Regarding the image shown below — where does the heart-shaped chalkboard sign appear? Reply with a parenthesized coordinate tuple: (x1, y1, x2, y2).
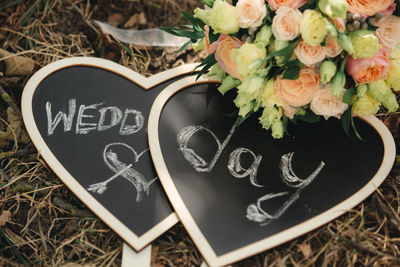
(22, 57, 197, 250)
(148, 76, 396, 266)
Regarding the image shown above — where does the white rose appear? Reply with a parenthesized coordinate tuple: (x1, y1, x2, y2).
(236, 0, 267, 29)
(310, 85, 348, 119)
(272, 6, 302, 41)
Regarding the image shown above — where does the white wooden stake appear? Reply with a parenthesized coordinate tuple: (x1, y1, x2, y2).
(121, 243, 151, 267)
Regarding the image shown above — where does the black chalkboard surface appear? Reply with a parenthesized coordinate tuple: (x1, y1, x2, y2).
(148, 77, 396, 267)
(21, 58, 198, 250)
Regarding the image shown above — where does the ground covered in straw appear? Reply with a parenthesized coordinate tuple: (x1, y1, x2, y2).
(0, 0, 400, 266)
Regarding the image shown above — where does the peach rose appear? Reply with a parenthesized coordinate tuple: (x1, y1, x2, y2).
(236, 0, 266, 28)
(272, 6, 302, 41)
(333, 18, 346, 33)
(282, 104, 299, 119)
(346, 48, 390, 84)
(310, 85, 348, 119)
(376, 15, 400, 50)
(266, 0, 309, 11)
(215, 35, 243, 79)
(294, 40, 327, 66)
(347, 0, 394, 16)
(275, 67, 321, 107)
(326, 36, 343, 58)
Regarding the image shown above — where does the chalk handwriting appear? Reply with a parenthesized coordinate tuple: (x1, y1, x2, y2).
(177, 122, 326, 226)
(76, 102, 104, 134)
(97, 106, 123, 132)
(119, 109, 144, 135)
(46, 99, 76, 135)
(45, 99, 144, 136)
(246, 152, 325, 226)
(228, 148, 263, 187)
(87, 142, 157, 202)
(177, 118, 238, 172)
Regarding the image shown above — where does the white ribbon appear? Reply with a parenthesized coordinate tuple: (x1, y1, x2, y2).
(94, 20, 189, 47)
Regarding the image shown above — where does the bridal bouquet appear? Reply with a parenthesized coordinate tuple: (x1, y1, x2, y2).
(163, 0, 400, 138)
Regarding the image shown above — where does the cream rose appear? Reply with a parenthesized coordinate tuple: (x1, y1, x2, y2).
(236, 0, 266, 28)
(266, 0, 309, 11)
(300, 10, 328, 46)
(310, 85, 348, 119)
(231, 43, 267, 80)
(376, 15, 400, 50)
(275, 67, 321, 107)
(272, 6, 302, 41)
(294, 40, 327, 66)
(326, 36, 343, 58)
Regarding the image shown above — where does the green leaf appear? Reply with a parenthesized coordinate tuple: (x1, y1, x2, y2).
(180, 11, 203, 32)
(236, 110, 254, 128)
(350, 113, 364, 141)
(285, 59, 303, 68)
(195, 54, 217, 80)
(266, 40, 299, 65)
(283, 60, 303, 80)
(209, 30, 219, 44)
(159, 27, 204, 42)
(339, 54, 349, 72)
(299, 0, 317, 12)
(268, 65, 285, 79)
(367, 25, 378, 31)
(203, 0, 216, 8)
(283, 66, 301, 79)
(299, 110, 321, 123)
(178, 40, 193, 53)
(343, 87, 356, 105)
(263, 5, 273, 24)
(341, 106, 363, 141)
(341, 106, 352, 138)
(395, 3, 400, 16)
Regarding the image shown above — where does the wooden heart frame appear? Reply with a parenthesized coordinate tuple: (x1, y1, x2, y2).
(21, 57, 198, 251)
(147, 75, 396, 267)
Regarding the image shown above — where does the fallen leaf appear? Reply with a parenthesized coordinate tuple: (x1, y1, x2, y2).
(107, 13, 124, 27)
(0, 107, 30, 143)
(0, 48, 35, 76)
(0, 76, 23, 87)
(384, 115, 400, 139)
(0, 210, 12, 226)
(124, 14, 138, 28)
(138, 12, 147, 25)
(298, 242, 313, 258)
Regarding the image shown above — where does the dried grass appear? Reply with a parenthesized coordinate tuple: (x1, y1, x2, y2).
(0, 0, 399, 266)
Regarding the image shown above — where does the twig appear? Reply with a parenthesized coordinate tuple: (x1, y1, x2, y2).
(374, 192, 400, 235)
(323, 230, 400, 261)
(0, 85, 21, 116)
(52, 196, 91, 217)
(0, 149, 36, 161)
(0, 229, 31, 266)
